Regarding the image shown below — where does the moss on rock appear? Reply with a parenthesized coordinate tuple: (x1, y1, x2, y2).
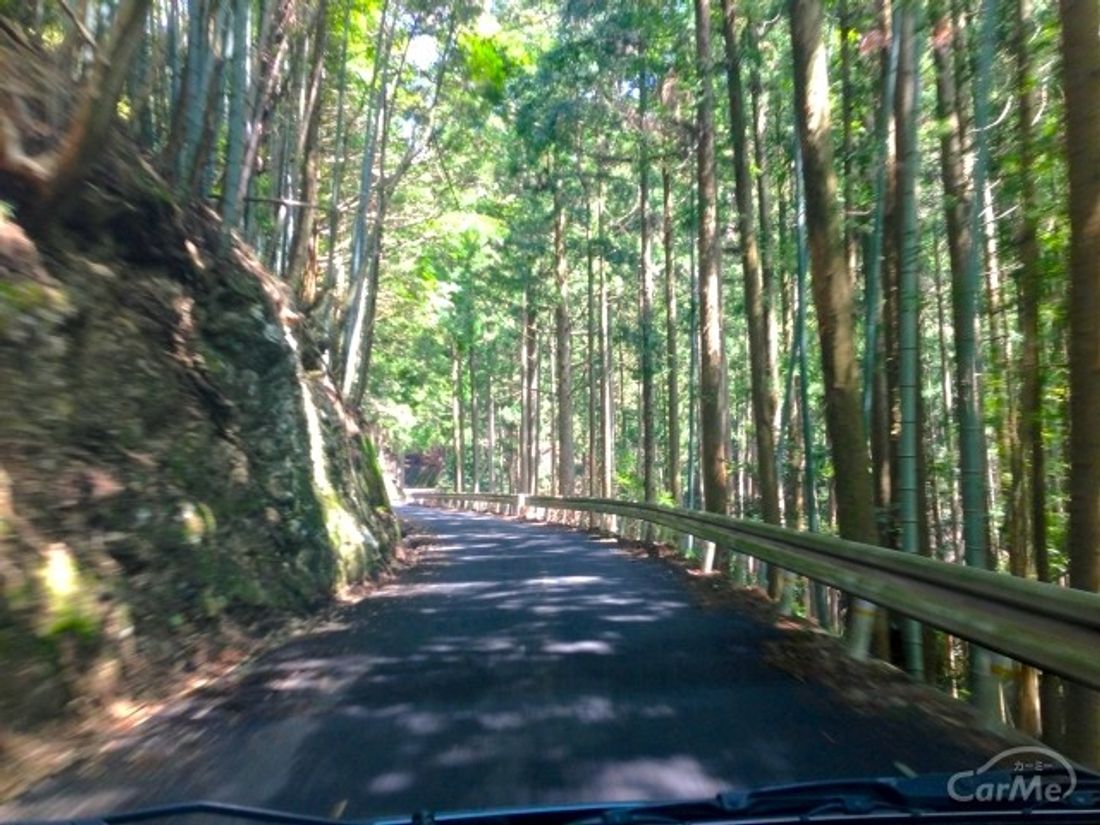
(0, 164, 395, 733)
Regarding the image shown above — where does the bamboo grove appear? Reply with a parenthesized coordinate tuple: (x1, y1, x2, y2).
(1, 0, 1097, 765)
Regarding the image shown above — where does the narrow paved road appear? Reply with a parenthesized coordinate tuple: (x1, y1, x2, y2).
(5, 506, 996, 821)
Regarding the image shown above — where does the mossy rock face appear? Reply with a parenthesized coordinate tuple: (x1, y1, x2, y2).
(1, 175, 394, 732)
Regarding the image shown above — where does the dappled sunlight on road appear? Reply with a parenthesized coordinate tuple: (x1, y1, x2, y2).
(564, 755, 731, 800)
(371, 580, 501, 597)
(1, 506, 995, 822)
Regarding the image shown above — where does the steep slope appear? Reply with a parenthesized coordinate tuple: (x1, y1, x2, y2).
(0, 144, 398, 751)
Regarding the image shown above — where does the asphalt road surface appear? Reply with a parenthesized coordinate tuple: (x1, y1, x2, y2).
(3, 505, 998, 822)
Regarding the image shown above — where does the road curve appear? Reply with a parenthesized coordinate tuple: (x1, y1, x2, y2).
(3, 505, 997, 821)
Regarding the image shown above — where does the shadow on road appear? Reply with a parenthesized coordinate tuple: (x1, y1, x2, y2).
(3, 506, 993, 821)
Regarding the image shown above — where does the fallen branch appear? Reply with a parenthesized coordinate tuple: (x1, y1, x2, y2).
(56, 0, 100, 53)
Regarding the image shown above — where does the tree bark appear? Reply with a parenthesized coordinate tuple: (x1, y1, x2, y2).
(1059, 0, 1100, 767)
(839, 0, 856, 282)
(452, 343, 465, 493)
(522, 281, 539, 495)
(586, 186, 597, 498)
(29, 0, 153, 222)
(343, 30, 399, 398)
(229, 0, 295, 225)
(488, 377, 497, 493)
(789, 0, 879, 652)
(663, 165, 681, 505)
(693, 0, 731, 555)
(221, 0, 250, 229)
(182, 4, 229, 198)
(553, 183, 575, 495)
(598, 178, 615, 499)
(534, 329, 544, 492)
(931, 0, 998, 714)
(469, 345, 480, 493)
(288, 0, 328, 302)
(638, 69, 657, 511)
(161, 0, 205, 184)
(720, 0, 781, 563)
(747, 22, 780, 437)
(893, 3, 926, 678)
(1010, 0, 1043, 737)
(322, 0, 351, 291)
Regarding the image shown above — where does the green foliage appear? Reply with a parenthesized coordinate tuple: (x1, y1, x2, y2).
(458, 23, 534, 104)
(44, 609, 100, 642)
(101, 0, 1081, 598)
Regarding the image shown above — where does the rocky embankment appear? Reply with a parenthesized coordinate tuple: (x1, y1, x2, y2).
(0, 147, 398, 789)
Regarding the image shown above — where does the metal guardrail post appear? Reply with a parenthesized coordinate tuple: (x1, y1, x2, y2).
(700, 541, 717, 574)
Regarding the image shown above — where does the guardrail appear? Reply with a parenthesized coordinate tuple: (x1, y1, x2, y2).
(408, 491, 1100, 693)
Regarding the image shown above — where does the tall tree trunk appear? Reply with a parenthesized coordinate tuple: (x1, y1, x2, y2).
(693, 0, 731, 561)
(598, 178, 615, 499)
(553, 184, 575, 495)
(183, 6, 229, 198)
(452, 343, 465, 493)
(1014, 0, 1044, 738)
(127, 9, 155, 147)
(323, 0, 351, 293)
(343, 30, 398, 398)
(932, 231, 962, 561)
(549, 340, 558, 496)
(839, 0, 857, 282)
(720, 0, 781, 592)
(229, 0, 295, 224)
(350, 196, 389, 404)
(894, 3, 926, 678)
(638, 69, 657, 511)
(350, 10, 453, 403)
(864, 3, 900, 553)
(289, 0, 328, 301)
(346, 0, 393, 286)
(1059, 0, 1100, 768)
(166, 0, 181, 107)
(663, 165, 681, 505)
(985, 177, 1019, 573)
(27, 0, 153, 222)
(535, 330, 544, 493)
(221, 0, 250, 229)
(587, 189, 597, 499)
(789, 0, 879, 654)
(163, 0, 207, 184)
(931, 0, 998, 715)
(747, 22, 780, 436)
(521, 282, 538, 495)
(519, 296, 529, 496)
(488, 375, 497, 493)
(531, 299, 541, 494)
(686, 217, 700, 510)
(793, 137, 829, 626)
(469, 346, 480, 493)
